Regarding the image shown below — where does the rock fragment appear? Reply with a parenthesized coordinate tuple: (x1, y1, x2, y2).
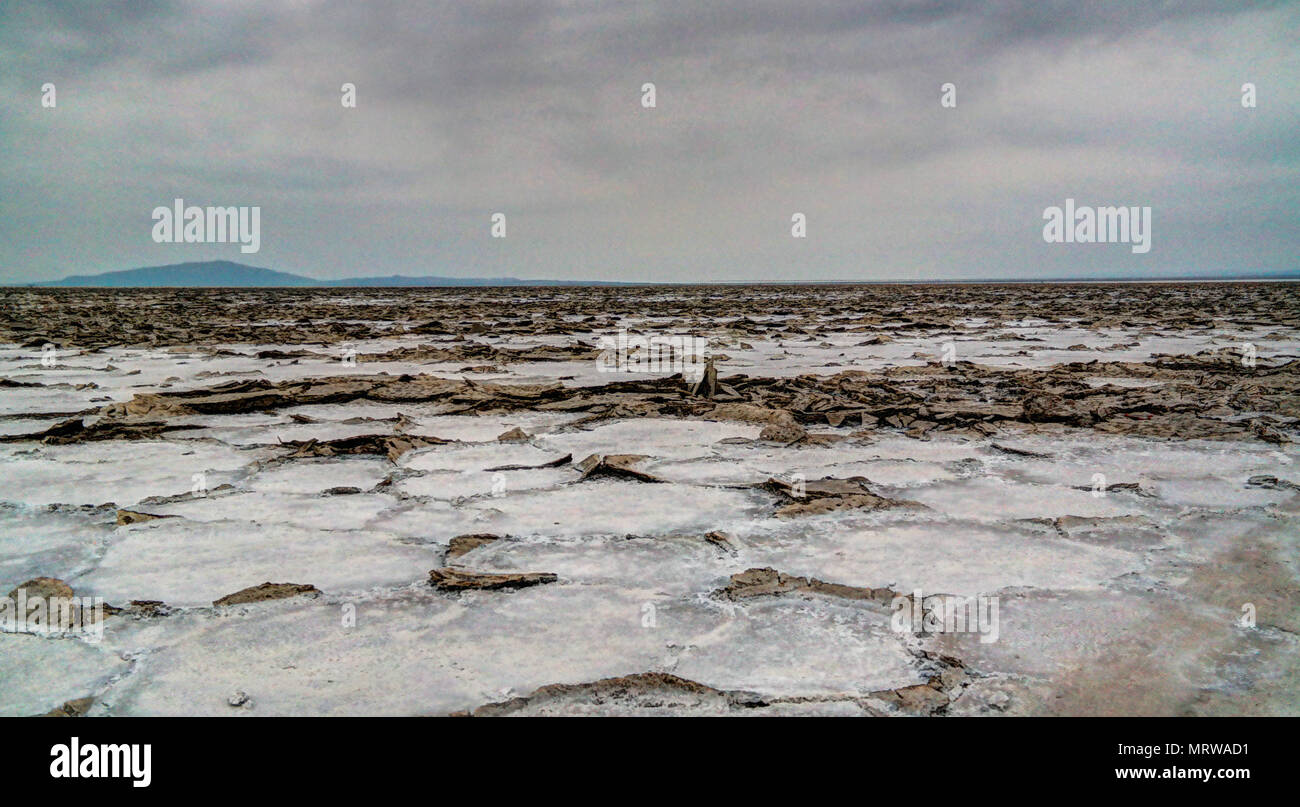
(39, 697, 95, 718)
(758, 416, 807, 443)
(483, 453, 571, 471)
(116, 508, 176, 525)
(0, 418, 183, 444)
(98, 393, 195, 419)
(756, 475, 913, 517)
(7, 577, 75, 602)
(428, 568, 557, 592)
(576, 453, 663, 483)
(124, 600, 173, 618)
(991, 442, 1051, 458)
(689, 359, 718, 398)
(446, 533, 502, 560)
(703, 530, 737, 554)
(4, 577, 79, 631)
(1246, 474, 1300, 491)
(1070, 481, 1155, 497)
(713, 567, 899, 604)
(865, 680, 954, 716)
(280, 433, 449, 462)
(213, 582, 321, 607)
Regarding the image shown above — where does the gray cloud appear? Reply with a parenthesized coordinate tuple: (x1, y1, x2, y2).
(1, 0, 1297, 282)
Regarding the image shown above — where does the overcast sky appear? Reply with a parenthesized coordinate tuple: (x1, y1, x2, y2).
(1, 0, 1297, 283)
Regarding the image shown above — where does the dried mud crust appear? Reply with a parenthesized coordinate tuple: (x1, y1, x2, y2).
(3, 282, 1297, 351)
(3, 284, 1297, 446)
(2, 349, 1295, 446)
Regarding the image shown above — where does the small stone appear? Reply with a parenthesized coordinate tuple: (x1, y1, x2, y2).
(758, 418, 807, 443)
(116, 508, 174, 525)
(576, 454, 663, 483)
(213, 582, 320, 607)
(39, 697, 95, 718)
(703, 530, 736, 554)
(446, 534, 502, 560)
(6, 576, 74, 602)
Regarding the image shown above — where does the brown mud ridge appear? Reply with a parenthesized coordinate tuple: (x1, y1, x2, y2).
(3, 345, 1294, 445)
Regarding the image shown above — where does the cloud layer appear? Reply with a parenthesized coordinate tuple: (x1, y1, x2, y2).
(2, 0, 1297, 282)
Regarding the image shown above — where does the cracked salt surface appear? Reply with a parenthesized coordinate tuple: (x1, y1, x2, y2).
(149, 491, 400, 531)
(0, 441, 252, 507)
(670, 598, 923, 698)
(401, 442, 561, 473)
(3, 285, 1299, 715)
(90, 585, 748, 716)
(458, 481, 769, 538)
(733, 518, 1140, 598)
(396, 467, 573, 501)
(80, 520, 431, 606)
(0, 505, 114, 583)
(0, 634, 128, 717)
(537, 418, 761, 461)
(246, 457, 393, 495)
(906, 477, 1146, 522)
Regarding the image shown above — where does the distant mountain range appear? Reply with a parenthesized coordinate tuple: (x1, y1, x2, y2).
(14, 260, 1299, 287)
(23, 261, 636, 287)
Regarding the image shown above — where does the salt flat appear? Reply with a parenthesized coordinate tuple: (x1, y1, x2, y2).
(1, 283, 1297, 716)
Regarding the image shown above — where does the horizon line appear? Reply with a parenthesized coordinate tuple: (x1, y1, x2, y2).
(7, 259, 1299, 288)
(9, 276, 1300, 289)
